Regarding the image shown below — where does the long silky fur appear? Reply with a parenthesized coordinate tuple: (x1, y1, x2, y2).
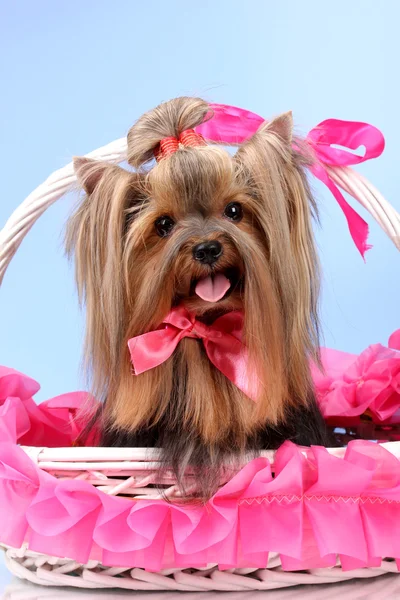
(67, 97, 332, 500)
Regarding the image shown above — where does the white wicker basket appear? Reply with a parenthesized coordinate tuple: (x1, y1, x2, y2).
(3, 574, 400, 600)
(0, 444, 400, 590)
(1, 131, 400, 592)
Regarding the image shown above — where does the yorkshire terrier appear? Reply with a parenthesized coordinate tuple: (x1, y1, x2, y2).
(67, 97, 330, 496)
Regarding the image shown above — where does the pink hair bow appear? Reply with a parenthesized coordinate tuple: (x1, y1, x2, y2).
(196, 104, 386, 259)
(128, 305, 256, 401)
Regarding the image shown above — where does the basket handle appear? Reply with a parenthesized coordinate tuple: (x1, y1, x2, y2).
(0, 137, 399, 285)
(327, 165, 400, 250)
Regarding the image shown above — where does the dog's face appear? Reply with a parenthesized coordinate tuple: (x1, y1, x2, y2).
(127, 146, 261, 320)
(71, 144, 280, 330)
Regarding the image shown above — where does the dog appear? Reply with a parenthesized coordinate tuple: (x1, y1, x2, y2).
(67, 97, 330, 497)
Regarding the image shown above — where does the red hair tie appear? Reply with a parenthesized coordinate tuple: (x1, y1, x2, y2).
(154, 129, 206, 161)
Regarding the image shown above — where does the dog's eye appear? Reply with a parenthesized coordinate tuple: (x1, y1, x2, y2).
(155, 215, 175, 237)
(223, 202, 243, 222)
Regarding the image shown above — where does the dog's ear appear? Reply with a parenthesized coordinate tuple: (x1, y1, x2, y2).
(263, 111, 293, 145)
(73, 157, 121, 195)
(235, 112, 293, 161)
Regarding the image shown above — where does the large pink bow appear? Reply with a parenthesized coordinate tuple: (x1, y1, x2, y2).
(196, 103, 385, 258)
(128, 305, 256, 401)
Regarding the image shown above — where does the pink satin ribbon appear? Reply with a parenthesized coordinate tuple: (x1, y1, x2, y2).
(197, 104, 385, 258)
(128, 305, 256, 401)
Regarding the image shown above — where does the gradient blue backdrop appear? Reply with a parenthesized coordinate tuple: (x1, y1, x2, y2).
(1, 0, 399, 401)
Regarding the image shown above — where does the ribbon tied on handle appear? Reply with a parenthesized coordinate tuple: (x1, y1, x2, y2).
(128, 305, 257, 401)
(196, 104, 386, 258)
(307, 119, 385, 258)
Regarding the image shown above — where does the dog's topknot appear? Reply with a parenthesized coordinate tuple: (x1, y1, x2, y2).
(127, 97, 210, 170)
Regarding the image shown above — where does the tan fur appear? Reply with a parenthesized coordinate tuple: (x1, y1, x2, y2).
(67, 97, 321, 461)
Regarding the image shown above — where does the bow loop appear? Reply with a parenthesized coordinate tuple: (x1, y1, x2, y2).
(307, 119, 385, 166)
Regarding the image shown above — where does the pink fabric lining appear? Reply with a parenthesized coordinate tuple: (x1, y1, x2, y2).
(0, 331, 400, 571)
(314, 331, 400, 426)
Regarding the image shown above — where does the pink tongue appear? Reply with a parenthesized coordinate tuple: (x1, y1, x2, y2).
(195, 273, 231, 302)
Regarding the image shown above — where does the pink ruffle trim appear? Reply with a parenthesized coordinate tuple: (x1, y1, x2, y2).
(0, 329, 399, 571)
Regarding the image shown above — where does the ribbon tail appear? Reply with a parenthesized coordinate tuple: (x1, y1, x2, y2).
(128, 327, 181, 375)
(311, 164, 371, 259)
(205, 340, 258, 402)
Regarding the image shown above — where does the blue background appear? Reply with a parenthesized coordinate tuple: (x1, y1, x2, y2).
(1, 0, 399, 401)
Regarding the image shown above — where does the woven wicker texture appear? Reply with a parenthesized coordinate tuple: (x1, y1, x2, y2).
(3, 575, 400, 600)
(18, 442, 400, 499)
(3, 546, 398, 592)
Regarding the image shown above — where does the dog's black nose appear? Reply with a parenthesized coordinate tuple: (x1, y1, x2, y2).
(193, 240, 223, 265)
